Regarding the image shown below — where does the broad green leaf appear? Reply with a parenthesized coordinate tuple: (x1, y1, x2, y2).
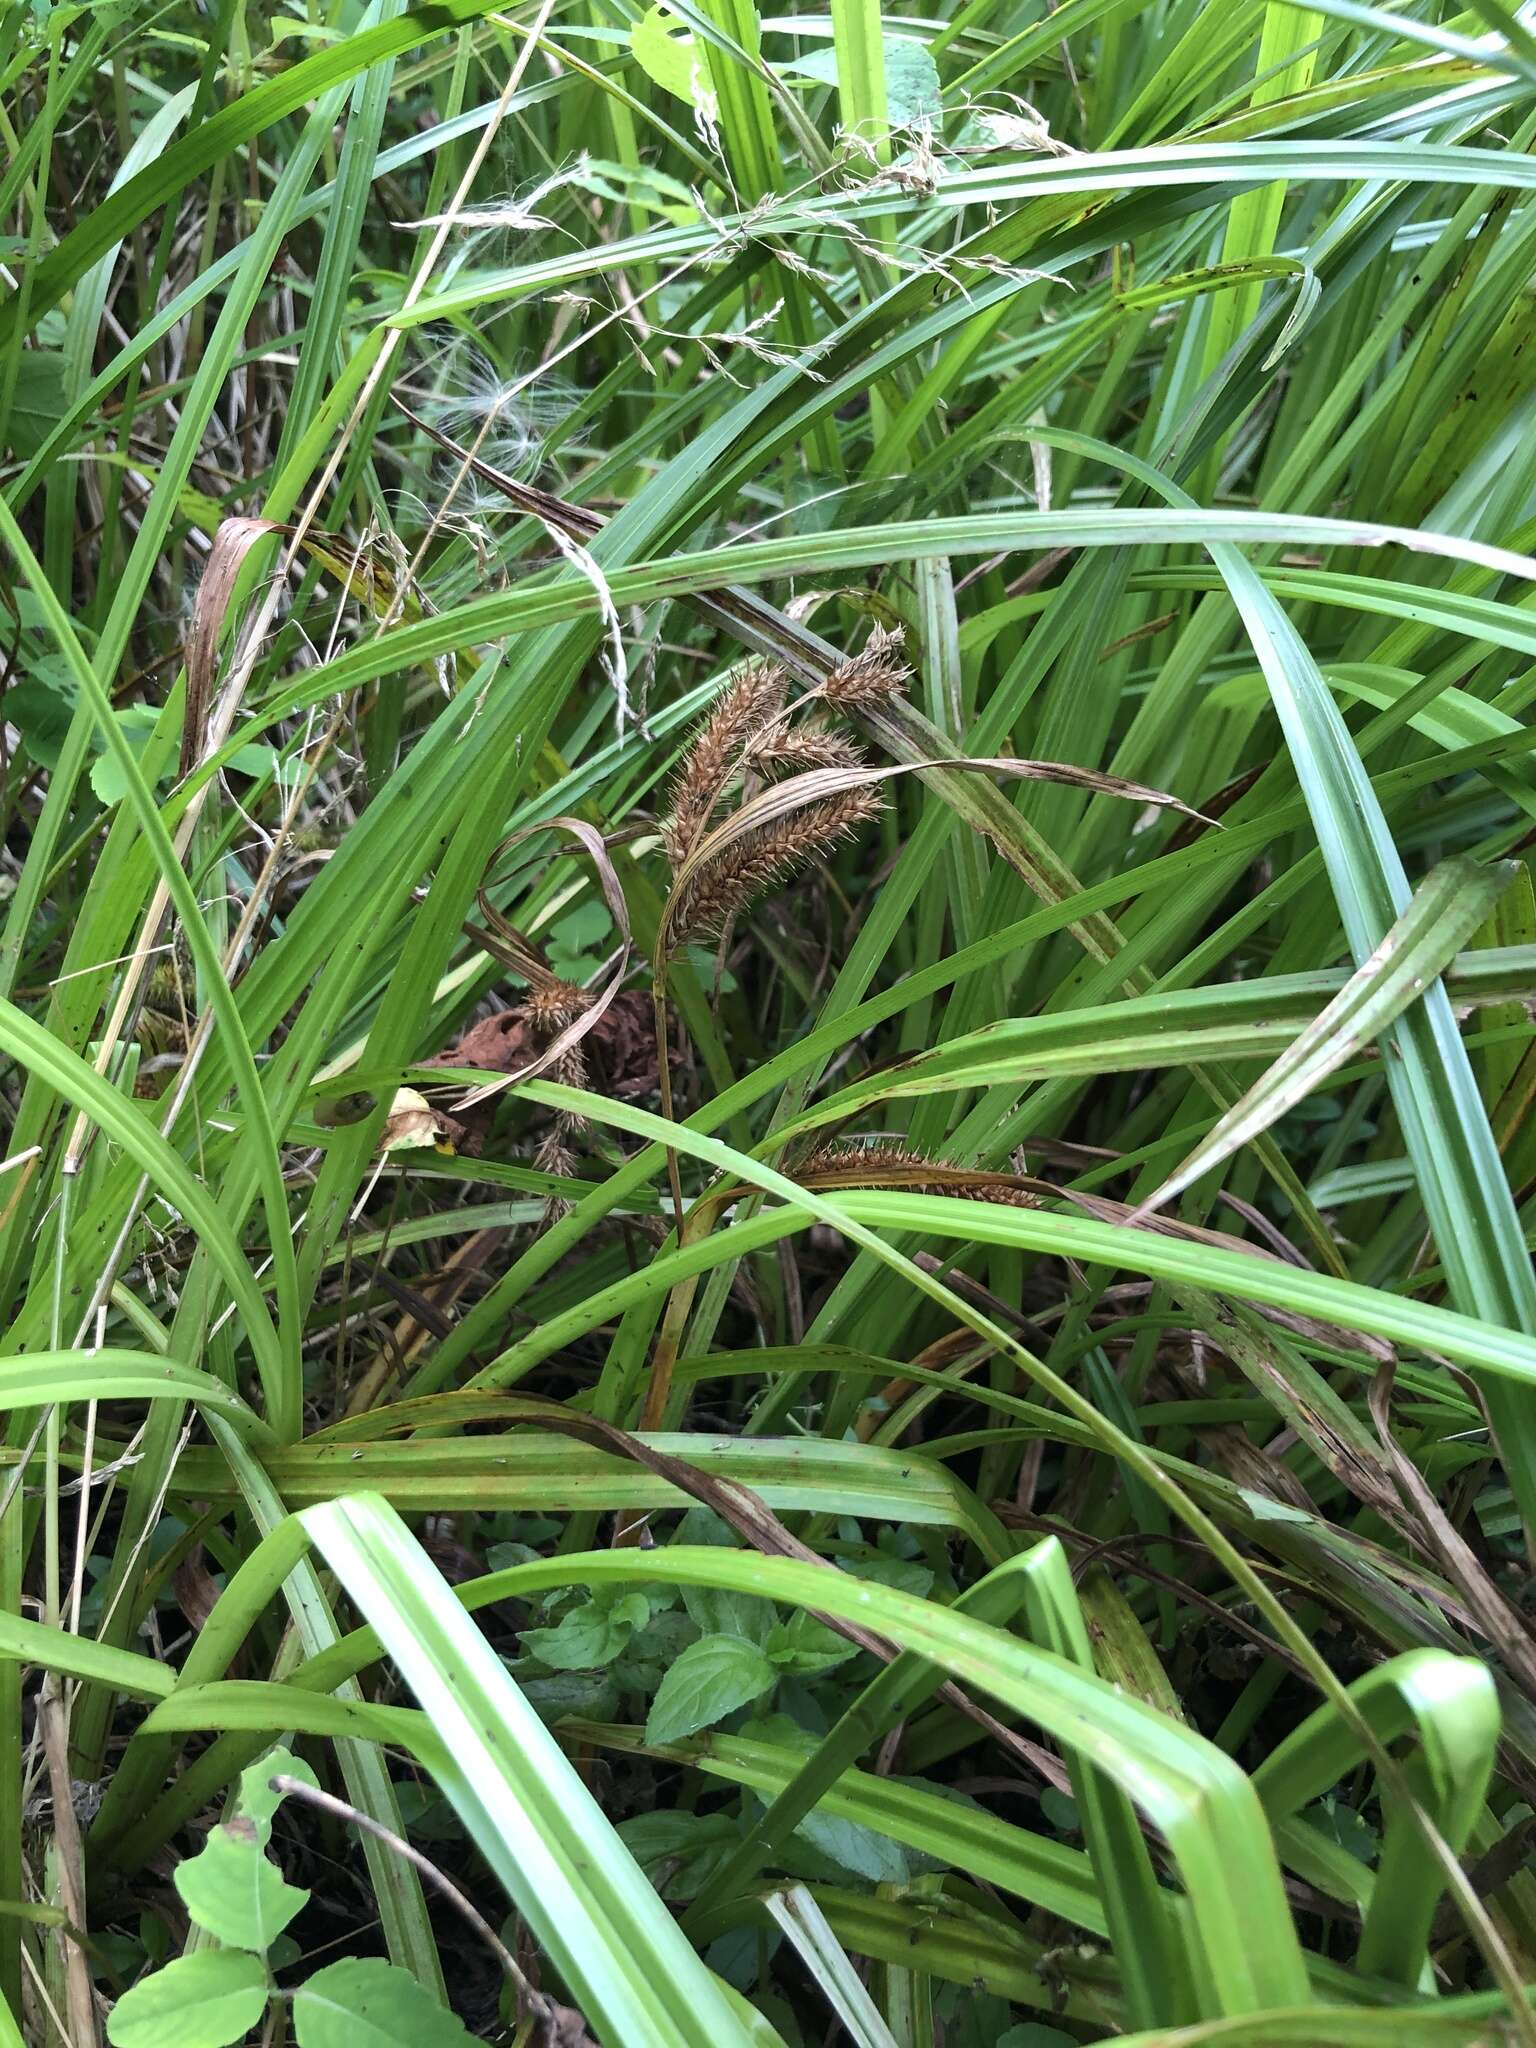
(524, 1590, 651, 1670)
(793, 1807, 909, 1883)
(765, 1612, 858, 1677)
(781, 35, 941, 131)
(620, 1810, 742, 1901)
(87, 705, 163, 808)
(105, 1950, 270, 2048)
(173, 1824, 308, 1952)
(632, 4, 700, 99)
(6, 348, 63, 458)
(292, 1958, 477, 2047)
(646, 1634, 779, 1743)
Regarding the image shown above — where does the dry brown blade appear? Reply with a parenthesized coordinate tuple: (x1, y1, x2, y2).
(1201, 1306, 1405, 1522)
(502, 1399, 1068, 1790)
(347, 1227, 511, 1418)
(37, 1679, 97, 2046)
(452, 816, 633, 1110)
(1212, 1189, 1314, 1270)
(63, 518, 291, 1176)
(171, 1544, 225, 1637)
(469, 902, 556, 987)
(1429, 1815, 1536, 1944)
(183, 519, 423, 777)
(1192, 1417, 1319, 1515)
(181, 516, 287, 776)
(1368, 1361, 1536, 1696)
(858, 1327, 994, 1443)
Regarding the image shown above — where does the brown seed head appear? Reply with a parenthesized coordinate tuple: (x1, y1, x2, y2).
(821, 625, 912, 713)
(669, 787, 883, 943)
(523, 979, 593, 1035)
(799, 1137, 1039, 1207)
(742, 718, 868, 778)
(662, 662, 788, 868)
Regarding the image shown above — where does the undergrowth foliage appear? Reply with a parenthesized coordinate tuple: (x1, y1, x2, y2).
(8, 0, 1536, 2043)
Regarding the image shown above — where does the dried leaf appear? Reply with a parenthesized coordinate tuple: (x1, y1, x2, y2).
(453, 817, 635, 1112)
(378, 1088, 463, 1155)
(182, 517, 282, 777)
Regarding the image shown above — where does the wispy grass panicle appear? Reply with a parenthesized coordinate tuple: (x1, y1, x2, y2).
(404, 335, 576, 480)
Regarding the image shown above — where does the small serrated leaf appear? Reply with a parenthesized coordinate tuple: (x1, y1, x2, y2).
(765, 1611, 857, 1676)
(794, 1807, 909, 1883)
(292, 1957, 477, 2046)
(105, 1949, 270, 2048)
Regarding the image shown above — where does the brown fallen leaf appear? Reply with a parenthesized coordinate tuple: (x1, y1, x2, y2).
(378, 1087, 468, 1155)
(427, 989, 663, 1098)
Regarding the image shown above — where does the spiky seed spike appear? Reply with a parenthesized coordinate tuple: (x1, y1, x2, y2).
(821, 625, 912, 712)
(523, 979, 592, 1033)
(669, 787, 884, 943)
(742, 718, 868, 778)
(661, 662, 788, 869)
(798, 1137, 1039, 1208)
(801, 1140, 931, 1178)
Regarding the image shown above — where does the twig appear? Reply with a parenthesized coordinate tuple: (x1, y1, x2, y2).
(268, 1775, 594, 2045)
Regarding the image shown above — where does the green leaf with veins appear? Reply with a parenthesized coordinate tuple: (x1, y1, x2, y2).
(105, 1950, 270, 2048)
(618, 1811, 743, 1902)
(235, 1746, 319, 1851)
(766, 1610, 859, 1677)
(646, 1634, 779, 1743)
(292, 1958, 478, 2046)
(173, 1824, 308, 1952)
(522, 1588, 650, 1669)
